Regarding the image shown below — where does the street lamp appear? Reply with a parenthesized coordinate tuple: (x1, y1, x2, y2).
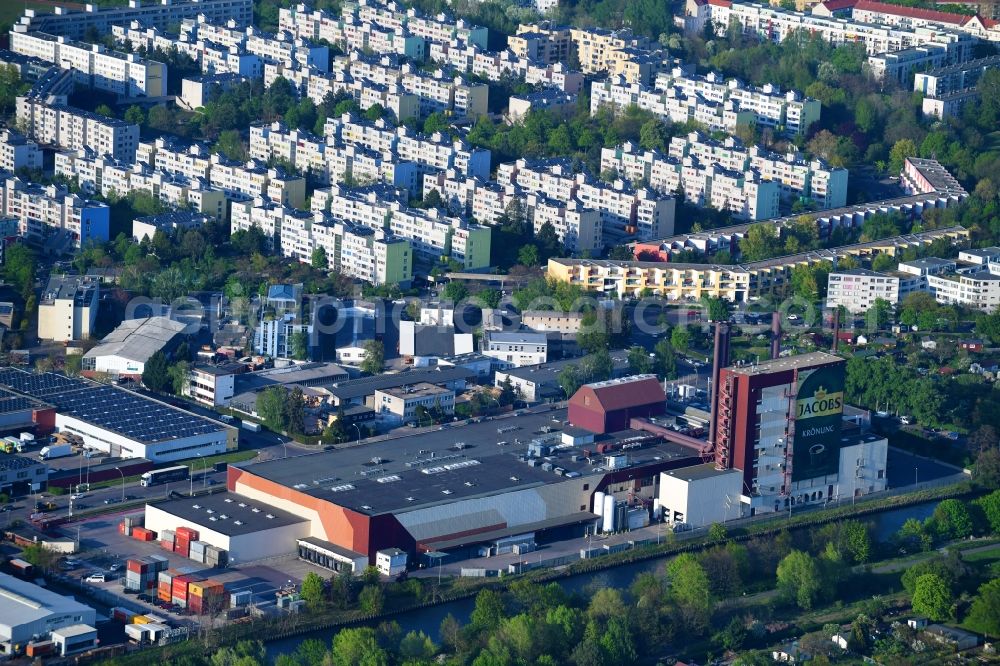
(351, 424, 361, 446)
(115, 467, 125, 503)
(197, 455, 209, 490)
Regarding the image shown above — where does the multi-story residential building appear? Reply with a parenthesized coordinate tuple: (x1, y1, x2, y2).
(591, 73, 820, 138)
(310, 183, 491, 268)
(188, 364, 241, 407)
(179, 15, 331, 71)
(0, 176, 109, 245)
(10, 32, 166, 98)
(14, 0, 253, 41)
(279, 4, 427, 58)
(509, 89, 578, 121)
(826, 268, 902, 313)
(689, 0, 976, 66)
(847, 0, 999, 41)
(346, 0, 489, 48)
(508, 22, 573, 64)
(0, 129, 43, 173)
(178, 72, 249, 110)
(53, 150, 228, 222)
(547, 226, 970, 301)
(958, 247, 1000, 265)
(914, 54, 1000, 96)
(569, 26, 651, 75)
(482, 331, 548, 367)
(208, 155, 307, 208)
(914, 55, 1000, 118)
(324, 114, 491, 178)
(495, 158, 676, 241)
(37, 274, 100, 342)
(17, 92, 139, 162)
(601, 142, 784, 221)
(112, 22, 265, 78)
(0, 47, 54, 81)
(926, 269, 1000, 311)
(132, 211, 210, 242)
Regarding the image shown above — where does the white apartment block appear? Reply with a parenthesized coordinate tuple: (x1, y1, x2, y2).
(483, 331, 548, 367)
(826, 269, 901, 314)
(10, 32, 166, 98)
(346, 0, 489, 48)
(279, 5, 427, 59)
(569, 26, 651, 75)
(324, 114, 491, 178)
(429, 41, 585, 94)
(847, 0, 1000, 42)
(14, 0, 253, 41)
(689, 0, 976, 59)
(495, 158, 676, 241)
(113, 22, 265, 78)
(926, 270, 1000, 312)
(591, 73, 819, 138)
(662, 133, 848, 208)
(0, 176, 110, 245)
(914, 55, 1000, 96)
(526, 193, 603, 253)
(0, 129, 43, 173)
(601, 142, 781, 221)
(508, 23, 573, 64)
(248, 121, 420, 192)
(16, 94, 139, 162)
(179, 16, 330, 71)
(53, 150, 227, 222)
(310, 184, 492, 268)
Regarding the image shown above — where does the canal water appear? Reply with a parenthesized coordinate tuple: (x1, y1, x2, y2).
(266, 499, 939, 658)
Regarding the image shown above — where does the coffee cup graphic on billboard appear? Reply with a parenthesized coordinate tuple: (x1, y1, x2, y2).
(792, 365, 845, 481)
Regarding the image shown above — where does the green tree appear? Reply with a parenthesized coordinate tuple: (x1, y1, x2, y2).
(311, 246, 328, 270)
(360, 339, 384, 375)
(911, 573, 952, 621)
(64, 355, 83, 376)
(476, 288, 502, 309)
(470, 589, 506, 632)
(865, 298, 893, 331)
(141, 351, 171, 393)
(256, 386, 287, 431)
(889, 138, 918, 173)
(214, 129, 247, 161)
(300, 572, 326, 612)
(124, 105, 145, 125)
(290, 330, 309, 361)
(4, 243, 37, 297)
(358, 584, 384, 614)
(330, 628, 389, 666)
(399, 630, 436, 660)
(966, 578, 1000, 637)
(518, 244, 540, 267)
(739, 223, 781, 261)
(94, 103, 115, 118)
(558, 364, 582, 397)
(443, 281, 469, 303)
(627, 345, 652, 374)
(708, 523, 727, 541)
(667, 553, 713, 632)
(975, 490, 1000, 534)
(654, 339, 677, 379)
(777, 550, 823, 610)
(929, 498, 974, 539)
(670, 324, 690, 353)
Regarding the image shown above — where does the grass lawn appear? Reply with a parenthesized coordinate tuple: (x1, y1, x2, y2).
(0, 2, 62, 29)
(175, 449, 258, 473)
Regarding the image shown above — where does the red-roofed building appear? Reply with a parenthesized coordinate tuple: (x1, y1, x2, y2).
(568, 375, 666, 434)
(812, 0, 859, 17)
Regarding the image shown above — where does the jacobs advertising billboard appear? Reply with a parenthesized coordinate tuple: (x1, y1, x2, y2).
(791, 364, 845, 481)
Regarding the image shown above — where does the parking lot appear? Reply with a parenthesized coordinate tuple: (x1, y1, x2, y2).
(55, 508, 336, 621)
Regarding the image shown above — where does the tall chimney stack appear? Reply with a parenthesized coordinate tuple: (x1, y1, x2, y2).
(771, 312, 781, 359)
(708, 321, 730, 447)
(832, 308, 841, 353)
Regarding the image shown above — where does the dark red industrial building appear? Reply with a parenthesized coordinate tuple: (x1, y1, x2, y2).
(568, 375, 666, 434)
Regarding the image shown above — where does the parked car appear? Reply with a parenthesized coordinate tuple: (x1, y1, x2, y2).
(900, 415, 913, 425)
(109, 563, 122, 572)
(104, 498, 121, 505)
(85, 573, 106, 583)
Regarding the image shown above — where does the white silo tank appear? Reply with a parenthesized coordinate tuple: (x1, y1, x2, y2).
(593, 491, 606, 516)
(602, 494, 615, 533)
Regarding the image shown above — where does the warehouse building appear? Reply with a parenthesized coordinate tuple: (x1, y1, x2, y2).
(0, 572, 96, 656)
(658, 463, 742, 527)
(144, 493, 310, 564)
(0, 368, 236, 462)
(82, 316, 188, 378)
(568, 375, 667, 434)
(227, 403, 703, 565)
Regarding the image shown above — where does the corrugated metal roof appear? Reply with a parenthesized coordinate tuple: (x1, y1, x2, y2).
(575, 375, 665, 411)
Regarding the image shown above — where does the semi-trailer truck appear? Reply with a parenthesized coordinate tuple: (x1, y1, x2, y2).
(39, 443, 73, 460)
(241, 421, 261, 432)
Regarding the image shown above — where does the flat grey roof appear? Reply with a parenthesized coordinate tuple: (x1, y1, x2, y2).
(662, 462, 739, 482)
(326, 366, 474, 401)
(148, 492, 307, 536)
(237, 405, 699, 516)
(0, 572, 95, 631)
(727, 351, 843, 376)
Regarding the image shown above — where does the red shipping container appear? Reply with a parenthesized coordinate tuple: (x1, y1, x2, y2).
(161, 539, 174, 551)
(174, 544, 189, 556)
(127, 559, 144, 574)
(176, 527, 199, 539)
(188, 594, 203, 614)
(157, 583, 172, 602)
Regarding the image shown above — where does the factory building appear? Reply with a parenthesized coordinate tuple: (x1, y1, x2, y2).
(714, 352, 888, 515)
(0, 572, 96, 656)
(658, 464, 743, 527)
(0, 368, 237, 463)
(144, 493, 310, 564)
(226, 403, 703, 565)
(568, 375, 666, 434)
